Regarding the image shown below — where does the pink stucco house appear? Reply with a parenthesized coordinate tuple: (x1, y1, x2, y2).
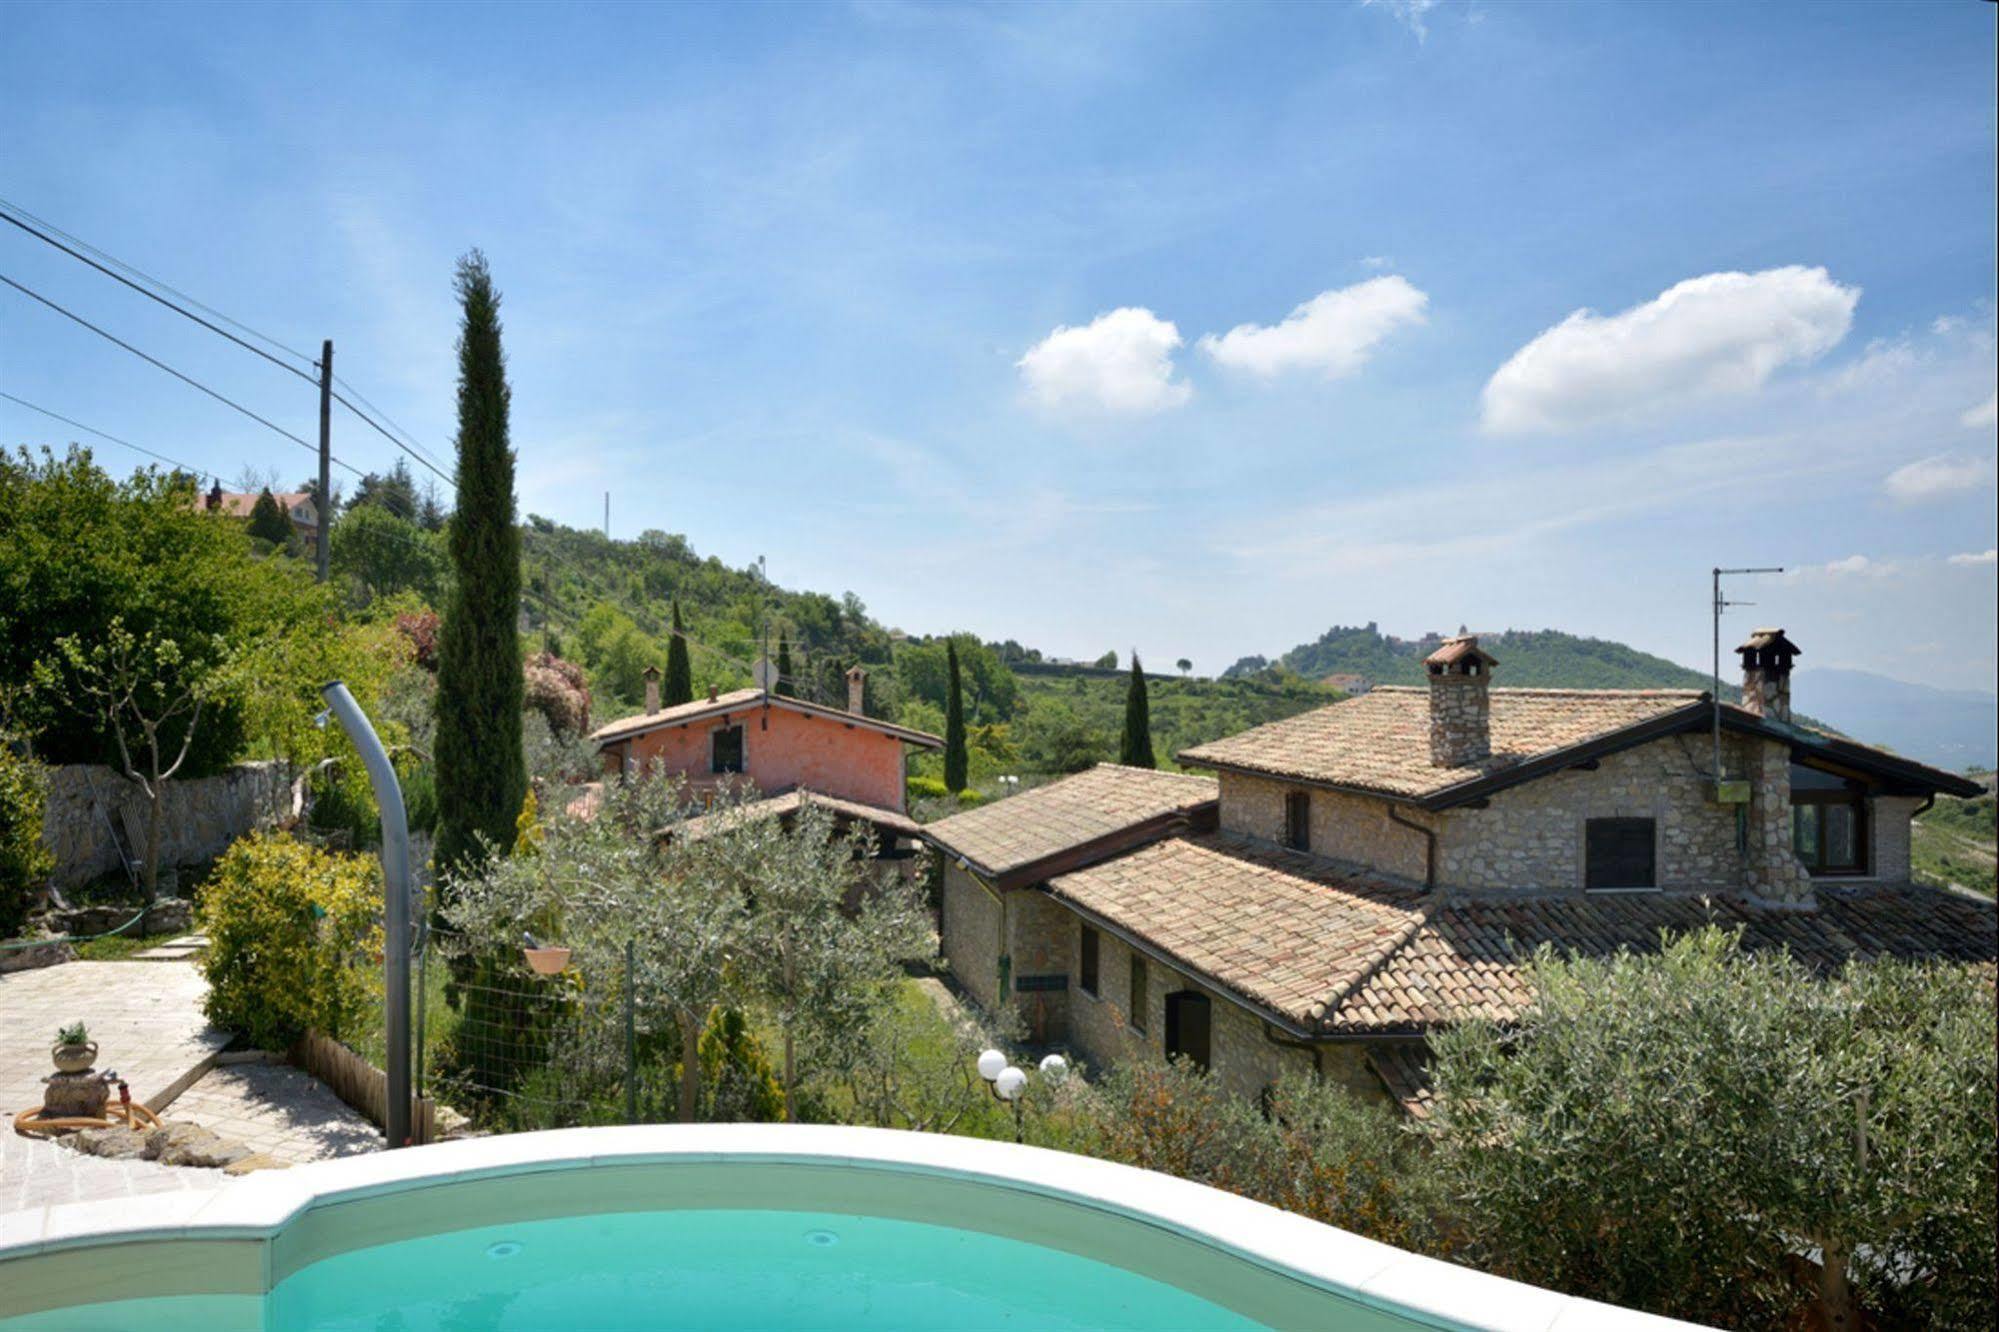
(586, 665, 942, 851)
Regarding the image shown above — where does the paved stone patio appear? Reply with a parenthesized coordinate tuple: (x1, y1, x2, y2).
(0, 960, 228, 1115)
(2, 959, 379, 1213)
(168, 1060, 381, 1164)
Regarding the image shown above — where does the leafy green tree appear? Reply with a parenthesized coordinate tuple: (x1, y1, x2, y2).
(775, 632, 796, 698)
(435, 251, 526, 875)
(348, 457, 420, 523)
(574, 603, 657, 709)
(1427, 929, 1997, 1330)
(1094, 650, 1118, 670)
(246, 488, 295, 547)
(724, 801, 932, 1115)
(1176, 658, 1192, 676)
(944, 640, 968, 794)
(664, 599, 693, 706)
(330, 503, 446, 607)
(896, 635, 1018, 722)
(1019, 699, 1110, 773)
(0, 447, 319, 775)
(1120, 654, 1155, 768)
(49, 619, 239, 899)
(0, 736, 53, 937)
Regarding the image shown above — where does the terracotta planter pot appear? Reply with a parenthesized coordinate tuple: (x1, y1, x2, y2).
(523, 946, 571, 976)
(51, 1041, 97, 1075)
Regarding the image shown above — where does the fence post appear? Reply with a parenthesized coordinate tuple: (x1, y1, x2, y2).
(414, 934, 429, 1101)
(624, 938, 638, 1125)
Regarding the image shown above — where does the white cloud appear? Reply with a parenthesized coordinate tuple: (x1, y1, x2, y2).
(1948, 549, 1997, 567)
(1481, 266, 1859, 434)
(1882, 452, 1997, 504)
(1822, 554, 1893, 578)
(1821, 337, 1917, 395)
(1017, 307, 1191, 415)
(1363, 0, 1440, 42)
(1360, 255, 1392, 270)
(1198, 276, 1428, 381)
(1962, 393, 1997, 429)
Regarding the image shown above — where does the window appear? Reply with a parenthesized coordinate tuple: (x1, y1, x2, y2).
(1164, 991, 1211, 1071)
(1079, 926, 1100, 997)
(710, 724, 745, 774)
(1792, 775, 1867, 875)
(1585, 817, 1656, 890)
(1128, 954, 1148, 1033)
(1282, 790, 1311, 852)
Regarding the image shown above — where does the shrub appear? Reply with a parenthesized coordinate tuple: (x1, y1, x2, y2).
(198, 832, 382, 1050)
(523, 651, 590, 737)
(699, 1006, 785, 1122)
(1081, 1060, 1438, 1253)
(0, 739, 53, 937)
(1426, 928, 1998, 1330)
(906, 775, 949, 800)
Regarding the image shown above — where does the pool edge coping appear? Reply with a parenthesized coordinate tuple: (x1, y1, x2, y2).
(1, 1124, 1698, 1332)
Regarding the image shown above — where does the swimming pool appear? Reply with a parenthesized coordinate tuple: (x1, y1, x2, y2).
(0, 1125, 1691, 1330)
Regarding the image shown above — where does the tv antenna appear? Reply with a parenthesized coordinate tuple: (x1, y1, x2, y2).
(1710, 565, 1784, 784)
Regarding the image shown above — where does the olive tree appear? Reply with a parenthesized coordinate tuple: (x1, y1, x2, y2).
(1426, 928, 1996, 1331)
(718, 801, 933, 1115)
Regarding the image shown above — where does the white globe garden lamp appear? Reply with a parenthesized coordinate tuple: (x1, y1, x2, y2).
(994, 1066, 1028, 1101)
(1037, 1054, 1069, 1085)
(976, 1048, 1007, 1083)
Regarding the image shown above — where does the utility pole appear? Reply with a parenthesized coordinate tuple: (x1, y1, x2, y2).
(316, 340, 333, 583)
(604, 490, 610, 539)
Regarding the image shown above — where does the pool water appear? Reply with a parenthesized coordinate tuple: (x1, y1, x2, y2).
(5, 1205, 1438, 1331)
(269, 1208, 1274, 1330)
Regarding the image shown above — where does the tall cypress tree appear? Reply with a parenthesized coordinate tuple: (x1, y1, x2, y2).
(664, 599, 693, 706)
(775, 632, 796, 698)
(434, 250, 525, 876)
(943, 639, 968, 794)
(246, 488, 295, 547)
(1120, 653, 1155, 769)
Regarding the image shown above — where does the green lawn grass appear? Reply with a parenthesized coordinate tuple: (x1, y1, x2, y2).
(71, 930, 181, 961)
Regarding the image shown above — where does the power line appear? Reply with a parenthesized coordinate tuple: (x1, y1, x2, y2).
(0, 388, 366, 481)
(1, 271, 322, 459)
(0, 195, 318, 370)
(0, 196, 454, 489)
(330, 374, 452, 474)
(0, 203, 320, 387)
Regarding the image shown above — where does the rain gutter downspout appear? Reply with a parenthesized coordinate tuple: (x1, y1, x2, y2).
(1387, 805, 1437, 892)
(1262, 1021, 1324, 1078)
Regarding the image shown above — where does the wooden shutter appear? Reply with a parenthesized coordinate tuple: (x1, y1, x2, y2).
(1585, 818, 1656, 889)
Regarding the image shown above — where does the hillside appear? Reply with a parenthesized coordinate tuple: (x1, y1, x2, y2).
(1791, 669, 1998, 770)
(1231, 623, 1715, 690)
(1913, 773, 1996, 897)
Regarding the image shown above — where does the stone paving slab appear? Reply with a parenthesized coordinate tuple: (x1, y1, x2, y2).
(0, 1127, 203, 1212)
(0, 960, 228, 1116)
(168, 1062, 381, 1164)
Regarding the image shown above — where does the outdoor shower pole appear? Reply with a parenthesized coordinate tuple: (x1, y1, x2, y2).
(321, 681, 413, 1150)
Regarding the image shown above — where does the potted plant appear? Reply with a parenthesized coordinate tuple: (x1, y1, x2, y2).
(520, 931, 571, 976)
(52, 1021, 97, 1074)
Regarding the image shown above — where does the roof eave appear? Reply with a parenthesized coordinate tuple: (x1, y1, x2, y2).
(921, 799, 1220, 891)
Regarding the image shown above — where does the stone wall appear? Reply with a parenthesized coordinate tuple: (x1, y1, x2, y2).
(1218, 774, 1432, 884)
(1434, 733, 1755, 893)
(1427, 673, 1490, 766)
(40, 762, 288, 890)
(939, 862, 1003, 1012)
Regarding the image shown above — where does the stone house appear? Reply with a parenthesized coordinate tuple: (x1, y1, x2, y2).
(924, 632, 1993, 1113)
(586, 666, 941, 854)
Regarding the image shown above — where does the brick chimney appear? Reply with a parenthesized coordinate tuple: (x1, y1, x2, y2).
(1736, 628, 1800, 723)
(1424, 634, 1497, 767)
(642, 665, 661, 715)
(846, 664, 868, 715)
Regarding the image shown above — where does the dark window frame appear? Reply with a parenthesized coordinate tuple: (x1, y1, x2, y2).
(710, 724, 746, 775)
(1791, 788, 1869, 876)
(1079, 925, 1100, 998)
(1164, 990, 1212, 1071)
(1128, 953, 1148, 1034)
(1282, 790, 1311, 852)
(1584, 816, 1657, 891)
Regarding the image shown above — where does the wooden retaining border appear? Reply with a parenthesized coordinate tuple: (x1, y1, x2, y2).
(291, 1029, 451, 1146)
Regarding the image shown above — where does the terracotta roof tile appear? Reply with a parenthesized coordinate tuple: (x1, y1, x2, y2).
(668, 787, 921, 842)
(589, 689, 942, 749)
(1178, 686, 1705, 799)
(920, 765, 1218, 880)
(1046, 831, 1425, 1028)
(1324, 883, 1996, 1034)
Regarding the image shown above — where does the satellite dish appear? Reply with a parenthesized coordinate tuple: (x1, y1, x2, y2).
(753, 656, 777, 691)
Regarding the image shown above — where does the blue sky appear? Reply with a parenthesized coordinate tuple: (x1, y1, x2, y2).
(3, 0, 1994, 690)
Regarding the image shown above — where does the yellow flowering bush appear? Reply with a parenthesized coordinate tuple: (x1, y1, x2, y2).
(198, 832, 383, 1050)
